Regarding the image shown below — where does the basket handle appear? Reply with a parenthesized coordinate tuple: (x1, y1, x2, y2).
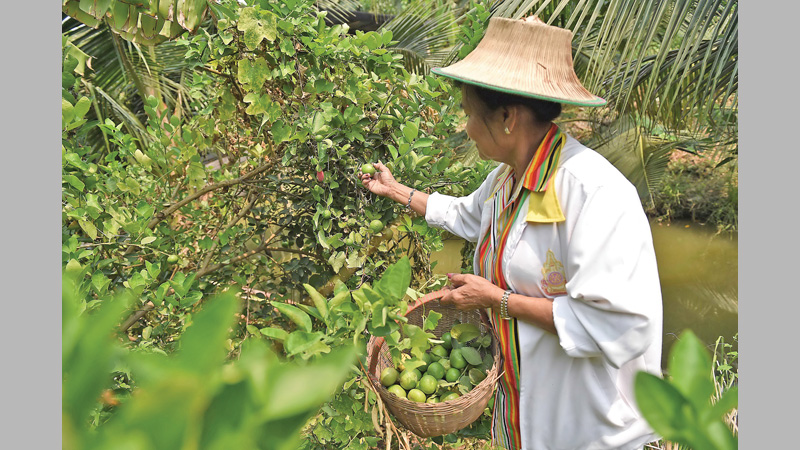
(405, 288, 450, 315)
(406, 287, 498, 336)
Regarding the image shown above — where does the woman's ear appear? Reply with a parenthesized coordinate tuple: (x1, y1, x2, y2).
(501, 105, 519, 134)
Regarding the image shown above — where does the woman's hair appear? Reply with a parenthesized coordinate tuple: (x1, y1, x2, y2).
(458, 82, 562, 123)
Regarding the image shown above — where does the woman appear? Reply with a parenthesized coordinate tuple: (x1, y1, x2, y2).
(361, 17, 663, 450)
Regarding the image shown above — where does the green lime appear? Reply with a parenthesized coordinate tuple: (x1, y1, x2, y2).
(167, 254, 179, 264)
(399, 370, 419, 391)
(369, 219, 384, 233)
(440, 392, 461, 402)
(418, 374, 438, 395)
(426, 362, 445, 380)
(426, 396, 439, 404)
(361, 163, 376, 175)
(450, 349, 467, 369)
(322, 209, 331, 219)
(407, 388, 426, 403)
(422, 352, 433, 368)
(441, 332, 453, 350)
(380, 367, 399, 387)
(387, 384, 406, 399)
(445, 368, 461, 383)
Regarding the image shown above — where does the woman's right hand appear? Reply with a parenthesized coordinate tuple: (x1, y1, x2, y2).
(359, 161, 398, 198)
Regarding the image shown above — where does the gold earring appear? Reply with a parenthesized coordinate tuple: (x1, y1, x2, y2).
(504, 127, 511, 135)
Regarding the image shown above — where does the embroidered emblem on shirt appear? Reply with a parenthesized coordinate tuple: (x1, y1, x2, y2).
(540, 250, 567, 296)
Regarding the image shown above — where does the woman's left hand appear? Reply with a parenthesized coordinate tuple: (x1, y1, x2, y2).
(440, 273, 505, 311)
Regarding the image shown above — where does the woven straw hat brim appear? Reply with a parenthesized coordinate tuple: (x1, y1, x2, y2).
(433, 18, 606, 107)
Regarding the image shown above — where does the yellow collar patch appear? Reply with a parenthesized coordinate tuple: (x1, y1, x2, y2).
(526, 185, 565, 223)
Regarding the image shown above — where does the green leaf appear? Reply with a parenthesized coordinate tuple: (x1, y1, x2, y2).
(370, 301, 387, 328)
(634, 372, 690, 440)
(173, 292, 241, 373)
(328, 251, 346, 274)
(271, 301, 312, 332)
(374, 256, 411, 304)
(422, 310, 442, 332)
(459, 347, 483, 366)
(707, 386, 738, 421)
(62, 98, 75, 124)
(90, 272, 111, 294)
(310, 110, 326, 135)
(62, 276, 131, 431)
(480, 353, 493, 372)
(669, 330, 715, 411)
(63, 175, 85, 192)
(284, 330, 328, 357)
(303, 283, 329, 321)
(468, 368, 487, 385)
(145, 260, 160, 278)
(73, 96, 92, 120)
(703, 419, 739, 450)
(243, 92, 274, 117)
(402, 119, 419, 143)
(141, 236, 157, 245)
(450, 323, 480, 344)
(237, 7, 278, 51)
(270, 119, 292, 143)
(260, 327, 289, 342)
(176, 0, 208, 31)
(237, 57, 271, 88)
(403, 359, 426, 372)
(403, 323, 432, 358)
(264, 345, 356, 420)
(169, 273, 196, 297)
(78, 219, 98, 240)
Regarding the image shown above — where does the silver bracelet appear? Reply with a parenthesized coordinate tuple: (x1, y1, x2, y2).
(406, 189, 417, 209)
(500, 290, 512, 320)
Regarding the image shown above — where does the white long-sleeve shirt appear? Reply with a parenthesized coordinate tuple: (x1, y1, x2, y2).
(425, 134, 663, 450)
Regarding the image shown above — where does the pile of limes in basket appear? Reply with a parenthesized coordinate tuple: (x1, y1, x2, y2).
(379, 326, 491, 404)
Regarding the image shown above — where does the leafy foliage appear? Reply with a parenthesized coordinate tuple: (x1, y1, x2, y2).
(63, 272, 357, 450)
(62, 0, 212, 44)
(63, 3, 489, 447)
(62, 1, 739, 449)
(635, 330, 738, 450)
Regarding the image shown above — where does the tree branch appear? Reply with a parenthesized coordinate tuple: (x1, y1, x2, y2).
(147, 159, 275, 230)
(200, 192, 259, 272)
(195, 244, 321, 278)
(120, 301, 155, 333)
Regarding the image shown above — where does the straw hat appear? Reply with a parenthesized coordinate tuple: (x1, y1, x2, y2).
(432, 17, 606, 107)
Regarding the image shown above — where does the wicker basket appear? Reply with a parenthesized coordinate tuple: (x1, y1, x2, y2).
(366, 289, 502, 438)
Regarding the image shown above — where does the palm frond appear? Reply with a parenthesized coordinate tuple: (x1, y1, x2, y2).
(379, 0, 462, 73)
(316, 0, 377, 27)
(487, 1, 737, 138)
(63, 14, 208, 152)
(586, 113, 683, 206)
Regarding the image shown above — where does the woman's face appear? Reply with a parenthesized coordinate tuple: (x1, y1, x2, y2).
(462, 86, 506, 163)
